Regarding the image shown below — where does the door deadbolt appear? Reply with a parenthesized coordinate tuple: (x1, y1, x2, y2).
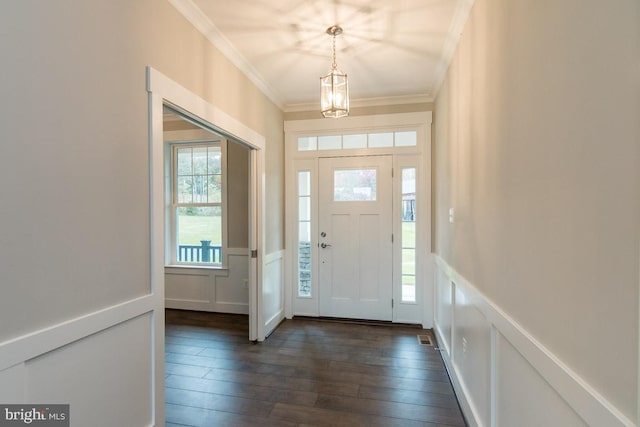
(320, 232, 327, 237)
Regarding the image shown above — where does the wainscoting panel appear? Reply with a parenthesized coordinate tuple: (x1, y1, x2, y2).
(214, 253, 249, 314)
(165, 270, 211, 310)
(165, 248, 249, 314)
(495, 332, 586, 426)
(0, 363, 25, 402)
(433, 255, 635, 427)
(451, 284, 492, 426)
(0, 295, 156, 426)
(434, 265, 453, 356)
(263, 250, 285, 337)
(26, 314, 152, 427)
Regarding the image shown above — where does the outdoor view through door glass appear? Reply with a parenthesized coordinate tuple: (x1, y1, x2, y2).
(401, 167, 416, 302)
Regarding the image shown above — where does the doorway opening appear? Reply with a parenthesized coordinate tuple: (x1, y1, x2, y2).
(163, 107, 252, 316)
(147, 66, 266, 424)
(284, 112, 432, 326)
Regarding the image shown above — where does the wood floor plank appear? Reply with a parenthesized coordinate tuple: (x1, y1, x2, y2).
(165, 361, 211, 379)
(165, 387, 274, 417)
(166, 343, 208, 356)
(202, 367, 361, 397)
(358, 385, 461, 409)
(166, 375, 319, 406)
(270, 402, 450, 427)
(166, 403, 298, 427)
(165, 309, 466, 427)
(315, 394, 466, 426)
(327, 360, 450, 382)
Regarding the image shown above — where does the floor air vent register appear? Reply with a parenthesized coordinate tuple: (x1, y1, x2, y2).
(417, 334, 433, 346)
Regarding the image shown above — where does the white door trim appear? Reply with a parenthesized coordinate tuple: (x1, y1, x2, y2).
(147, 66, 266, 424)
(284, 112, 432, 325)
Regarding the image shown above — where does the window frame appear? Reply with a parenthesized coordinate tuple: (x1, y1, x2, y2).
(168, 138, 228, 267)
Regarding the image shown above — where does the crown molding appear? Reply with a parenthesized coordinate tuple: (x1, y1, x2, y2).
(284, 93, 434, 113)
(168, 0, 285, 109)
(431, 0, 475, 100)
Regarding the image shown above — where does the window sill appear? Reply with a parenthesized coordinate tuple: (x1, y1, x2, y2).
(165, 264, 228, 272)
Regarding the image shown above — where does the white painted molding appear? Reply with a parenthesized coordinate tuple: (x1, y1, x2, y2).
(264, 249, 285, 265)
(284, 93, 434, 113)
(263, 250, 285, 339)
(433, 255, 637, 427)
(147, 66, 266, 344)
(434, 325, 480, 427)
(169, 1, 439, 112)
(264, 309, 284, 338)
(284, 111, 432, 133)
(167, 0, 284, 109)
(431, 0, 475, 100)
(0, 294, 154, 372)
(147, 67, 265, 151)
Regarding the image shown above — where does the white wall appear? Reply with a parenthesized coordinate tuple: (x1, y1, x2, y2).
(433, 0, 640, 425)
(0, 0, 284, 424)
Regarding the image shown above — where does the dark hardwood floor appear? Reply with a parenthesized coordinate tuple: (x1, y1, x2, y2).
(165, 309, 466, 427)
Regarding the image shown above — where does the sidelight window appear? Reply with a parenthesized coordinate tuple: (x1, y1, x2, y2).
(401, 167, 416, 302)
(298, 171, 312, 297)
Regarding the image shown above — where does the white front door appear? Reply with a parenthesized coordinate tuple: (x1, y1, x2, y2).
(318, 155, 393, 320)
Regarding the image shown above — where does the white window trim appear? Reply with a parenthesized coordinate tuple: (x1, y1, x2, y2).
(166, 138, 228, 268)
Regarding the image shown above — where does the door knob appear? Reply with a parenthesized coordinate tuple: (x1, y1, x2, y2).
(320, 243, 332, 248)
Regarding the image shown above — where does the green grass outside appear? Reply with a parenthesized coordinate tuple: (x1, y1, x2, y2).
(177, 215, 412, 251)
(402, 221, 416, 275)
(178, 214, 222, 246)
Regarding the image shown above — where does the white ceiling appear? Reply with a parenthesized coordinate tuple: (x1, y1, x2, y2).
(170, 0, 473, 111)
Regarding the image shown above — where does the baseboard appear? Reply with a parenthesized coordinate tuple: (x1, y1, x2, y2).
(434, 324, 480, 427)
(264, 309, 284, 338)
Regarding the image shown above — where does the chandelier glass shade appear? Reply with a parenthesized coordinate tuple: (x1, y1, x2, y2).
(320, 25, 349, 118)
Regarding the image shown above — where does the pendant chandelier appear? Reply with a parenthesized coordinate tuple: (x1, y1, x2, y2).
(320, 25, 349, 118)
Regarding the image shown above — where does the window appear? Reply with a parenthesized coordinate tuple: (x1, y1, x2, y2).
(333, 168, 377, 201)
(297, 130, 417, 151)
(298, 171, 312, 297)
(171, 142, 224, 265)
(401, 167, 416, 302)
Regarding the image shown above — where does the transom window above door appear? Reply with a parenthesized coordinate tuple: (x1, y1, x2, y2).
(297, 130, 416, 151)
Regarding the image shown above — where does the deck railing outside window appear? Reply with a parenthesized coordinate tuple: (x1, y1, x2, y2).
(178, 240, 222, 263)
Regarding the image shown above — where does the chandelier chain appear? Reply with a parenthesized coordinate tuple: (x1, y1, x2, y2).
(332, 33, 337, 69)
